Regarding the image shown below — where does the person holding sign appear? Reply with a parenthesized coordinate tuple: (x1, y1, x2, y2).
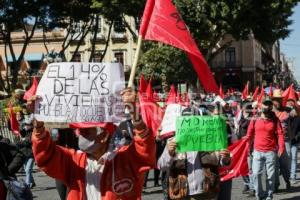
(245, 99, 285, 200)
(29, 88, 156, 200)
(158, 103, 231, 200)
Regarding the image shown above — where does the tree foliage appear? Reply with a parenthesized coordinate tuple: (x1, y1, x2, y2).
(173, 0, 299, 61)
(138, 44, 197, 87)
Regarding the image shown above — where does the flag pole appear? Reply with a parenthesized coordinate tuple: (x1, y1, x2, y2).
(128, 35, 143, 88)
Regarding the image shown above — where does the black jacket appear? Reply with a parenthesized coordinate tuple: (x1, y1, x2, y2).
(0, 142, 25, 179)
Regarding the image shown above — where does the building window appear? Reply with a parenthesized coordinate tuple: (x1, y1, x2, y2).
(135, 17, 141, 31)
(114, 51, 124, 66)
(71, 52, 81, 62)
(114, 17, 126, 33)
(225, 47, 236, 67)
(93, 51, 103, 62)
(72, 22, 81, 33)
(92, 16, 102, 33)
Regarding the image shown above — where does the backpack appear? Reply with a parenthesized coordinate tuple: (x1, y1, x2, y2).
(0, 151, 33, 200)
(168, 158, 188, 200)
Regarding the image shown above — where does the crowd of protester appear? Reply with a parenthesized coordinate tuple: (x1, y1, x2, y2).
(1, 85, 300, 200)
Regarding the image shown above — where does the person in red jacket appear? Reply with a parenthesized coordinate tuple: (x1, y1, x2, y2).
(31, 88, 156, 200)
(245, 99, 285, 200)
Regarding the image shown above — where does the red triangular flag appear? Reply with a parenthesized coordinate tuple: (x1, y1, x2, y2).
(242, 82, 249, 100)
(138, 92, 164, 136)
(146, 81, 154, 101)
(219, 139, 249, 182)
(252, 86, 260, 101)
(8, 104, 20, 136)
(282, 84, 297, 106)
(268, 84, 273, 97)
(257, 86, 265, 104)
(165, 85, 177, 105)
(139, 74, 148, 93)
(139, 0, 218, 93)
(219, 84, 224, 99)
(23, 77, 38, 101)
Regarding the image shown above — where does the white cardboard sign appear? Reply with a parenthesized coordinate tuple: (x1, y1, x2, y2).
(160, 104, 186, 137)
(34, 62, 125, 123)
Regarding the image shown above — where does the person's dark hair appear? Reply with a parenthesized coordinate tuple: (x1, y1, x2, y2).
(262, 100, 273, 107)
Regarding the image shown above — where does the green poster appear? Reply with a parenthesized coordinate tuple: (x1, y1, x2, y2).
(175, 115, 228, 152)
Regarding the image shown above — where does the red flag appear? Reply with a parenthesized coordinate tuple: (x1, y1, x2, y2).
(8, 104, 20, 135)
(23, 77, 38, 101)
(138, 92, 164, 136)
(165, 85, 177, 105)
(219, 84, 224, 99)
(257, 86, 265, 104)
(252, 86, 259, 101)
(282, 84, 298, 106)
(268, 84, 273, 97)
(242, 82, 249, 100)
(139, 75, 148, 93)
(219, 139, 249, 182)
(146, 81, 154, 101)
(139, 0, 218, 93)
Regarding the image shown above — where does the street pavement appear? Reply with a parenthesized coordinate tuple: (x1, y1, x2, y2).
(18, 166, 300, 200)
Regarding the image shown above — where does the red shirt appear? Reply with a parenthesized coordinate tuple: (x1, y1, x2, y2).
(246, 117, 285, 154)
(32, 129, 156, 200)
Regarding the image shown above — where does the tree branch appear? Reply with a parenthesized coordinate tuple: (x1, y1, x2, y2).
(122, 15, 137, 41)
(100, 20, 114, 62)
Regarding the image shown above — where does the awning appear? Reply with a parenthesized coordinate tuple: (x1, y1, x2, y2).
(6, 53, 44, 62)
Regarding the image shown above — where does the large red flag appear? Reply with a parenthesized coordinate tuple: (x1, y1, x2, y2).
(139, 74, 148, 93)
(219, 84, 224, 99)
(165, 85, 177, 105)
(242, 82, 249, 100)
(138, 92, 164, 136)
(23, 77, 38, 101)
(252, 86, 259, 101)
(8, 104, 20, 136)
(219, 139, 249, 182)
(139, 0, 218, 93)
(146, 81, 154, 101)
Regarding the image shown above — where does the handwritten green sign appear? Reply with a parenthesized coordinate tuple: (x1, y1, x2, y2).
(175, 115, 228, 152)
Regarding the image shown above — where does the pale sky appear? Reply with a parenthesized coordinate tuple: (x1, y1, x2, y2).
(281, 3, 300, 81)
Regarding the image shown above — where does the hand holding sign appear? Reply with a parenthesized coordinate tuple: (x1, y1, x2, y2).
(34, 63, 125, 123)
(175, 115, 228, 152)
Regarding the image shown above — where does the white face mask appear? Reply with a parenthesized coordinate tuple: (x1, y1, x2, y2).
(78, 128, 104, 154)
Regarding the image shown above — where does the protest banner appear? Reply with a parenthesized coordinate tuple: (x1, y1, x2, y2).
(160, 104, 186, 138)
(175, 115, 228, 152)
(34, 62, 125, 123)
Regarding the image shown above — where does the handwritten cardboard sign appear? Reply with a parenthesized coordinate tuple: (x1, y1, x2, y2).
(175, 115, 228, 152)
(34, 62, 125, 123)
(160, 104, 186, 138)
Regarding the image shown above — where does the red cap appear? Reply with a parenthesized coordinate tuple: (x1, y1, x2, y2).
(69, 122, 116, 134)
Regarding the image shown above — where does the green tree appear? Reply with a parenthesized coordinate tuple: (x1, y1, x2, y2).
(0, 0, 50, 91)
(138, 44, 197, 88)
(173, 0, 299, 62)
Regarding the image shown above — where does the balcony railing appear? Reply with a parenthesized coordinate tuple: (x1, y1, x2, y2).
(111, 32, 127, 42)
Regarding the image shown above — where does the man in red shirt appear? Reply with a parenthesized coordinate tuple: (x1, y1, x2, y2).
(30, 88, 156, 200)
(245, 99, 285, 200)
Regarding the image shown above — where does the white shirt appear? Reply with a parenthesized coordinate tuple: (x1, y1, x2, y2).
(85, 157, 104, 200)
